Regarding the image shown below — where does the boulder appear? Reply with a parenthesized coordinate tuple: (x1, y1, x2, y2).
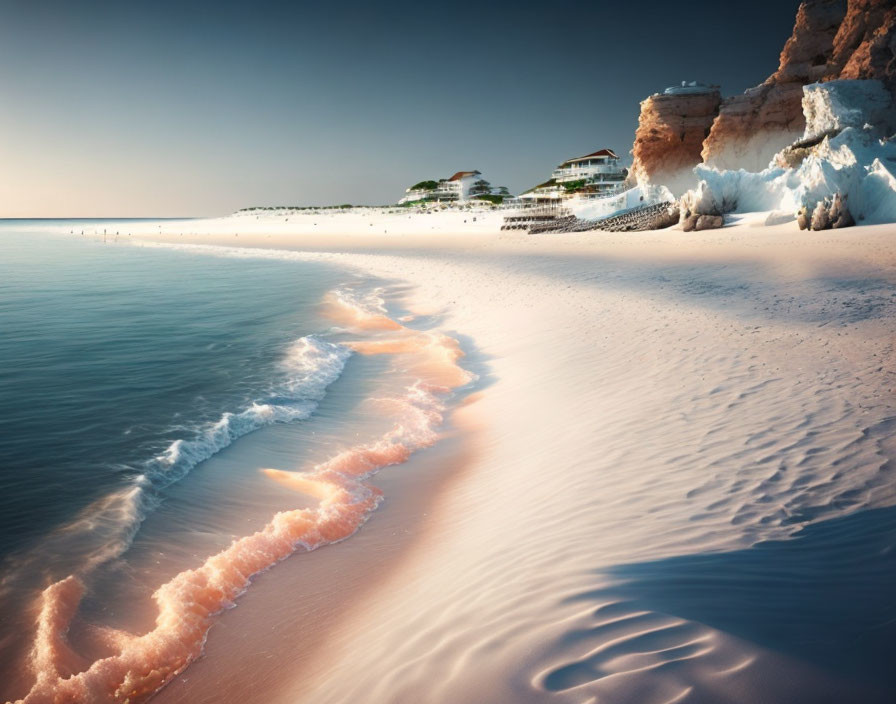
(830, 192, 857, 227)
(695, 215, 725, 231)
(797, 205, 812, 229)
(805, 192, 856, 229)
(811, 199, 833, 229)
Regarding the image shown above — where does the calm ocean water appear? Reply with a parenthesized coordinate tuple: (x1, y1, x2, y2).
(0, 225, 347, 563)
(0, 223, 470, 702)
(0, 224, 386, 699)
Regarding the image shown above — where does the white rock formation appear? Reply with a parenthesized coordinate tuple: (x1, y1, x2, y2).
(681, 79, 896, 225)
(802, 79, 894, 139)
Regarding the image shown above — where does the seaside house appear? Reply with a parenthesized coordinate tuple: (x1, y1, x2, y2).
(515, 179, 566, 206)
(398, 170, 507, 205)
(438, 171, 482, 201)
(552, 149, 626, 194)
(400, 181, 442, 204)
(518, 148, 628, 205)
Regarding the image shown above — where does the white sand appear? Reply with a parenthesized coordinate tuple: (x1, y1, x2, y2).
(99, 212, 896, 703)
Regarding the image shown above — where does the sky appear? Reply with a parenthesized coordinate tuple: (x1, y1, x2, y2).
(0, 0, 801, 217)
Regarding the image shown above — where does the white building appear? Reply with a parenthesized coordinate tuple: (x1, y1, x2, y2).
(438, 171, 482, 201)
(516, 180, 566, 205)
(399, 184, 438, 204)
(399, 170, 502, 204)
(551, 149, 625, 193)
(519, 148, 627, 204)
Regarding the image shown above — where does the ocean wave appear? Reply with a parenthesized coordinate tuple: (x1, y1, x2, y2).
(144, 335, 351, 488)
(0, 335, 351, 597)
(322, 287, 402, 332)
(14, 287, 473, 704)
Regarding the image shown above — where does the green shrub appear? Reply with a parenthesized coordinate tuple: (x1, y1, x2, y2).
(522, 178, 557, 194)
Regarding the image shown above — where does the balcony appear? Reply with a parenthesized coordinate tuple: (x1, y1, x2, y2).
(552, 164, 623, 182)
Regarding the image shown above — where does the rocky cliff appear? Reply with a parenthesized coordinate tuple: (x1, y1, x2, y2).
(831, 0, 896, 85)
(630, 1, 896, 191)
(702, 0, 896, 172)
(684, 78, 896, 227)
(630, 87, 721, 197)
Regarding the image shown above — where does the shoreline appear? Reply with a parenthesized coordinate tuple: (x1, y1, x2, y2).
(3, 1, 895, 701)
(145, 276, 491, 703)
(152, 394, 485, 704)
(2, 259, 485, 704)
(124, 216, 896, 703)
(6, 216, 893, 702)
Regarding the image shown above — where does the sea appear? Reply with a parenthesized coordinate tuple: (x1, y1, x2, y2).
(0, 222, 450, 701)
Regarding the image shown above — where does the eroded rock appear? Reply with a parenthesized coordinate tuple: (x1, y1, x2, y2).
(702, 0, 896, 173)
(801, 192, 856, 229)
(630, 86, 722, 197)
(679, 182, 726, 231)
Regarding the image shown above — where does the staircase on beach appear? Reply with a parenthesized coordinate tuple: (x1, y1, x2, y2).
(504, 201, 679, 235)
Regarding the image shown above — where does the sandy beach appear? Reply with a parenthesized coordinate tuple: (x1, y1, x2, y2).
(109, 213, 896, 703)
(3, 2, 895, 702)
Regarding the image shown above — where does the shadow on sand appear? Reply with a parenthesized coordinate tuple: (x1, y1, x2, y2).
(571, 506, 896, 690)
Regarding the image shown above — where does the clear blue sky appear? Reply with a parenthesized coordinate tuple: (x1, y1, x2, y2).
(0, 0, 800, 216)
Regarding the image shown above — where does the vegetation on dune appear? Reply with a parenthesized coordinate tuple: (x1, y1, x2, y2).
(522, 178, 557, 194)
(410, 180, 439, 191)
(472, 194, 504, 205)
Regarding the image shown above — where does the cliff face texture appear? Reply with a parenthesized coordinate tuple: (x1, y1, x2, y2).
(832, 0, 896, 84)
(630, 1, 896, 189)
(702, 0, 896, 172)
(630, 88, 722, 197)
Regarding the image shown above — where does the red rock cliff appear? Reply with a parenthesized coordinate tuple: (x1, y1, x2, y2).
(630, 87, 722, 197)
(702, 0, 896, 172)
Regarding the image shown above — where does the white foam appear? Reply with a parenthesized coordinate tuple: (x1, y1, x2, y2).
(0, 335, 351, 600)
(146, 335, 350, 488)
(14, 285, 471, 704)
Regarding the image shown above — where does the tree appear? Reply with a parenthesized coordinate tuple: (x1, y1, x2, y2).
(469, 179, 492, 196)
